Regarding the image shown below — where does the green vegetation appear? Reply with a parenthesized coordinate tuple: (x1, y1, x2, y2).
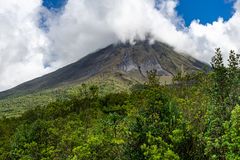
(0, 76, 130, 118)
(0, 49, 239, 159)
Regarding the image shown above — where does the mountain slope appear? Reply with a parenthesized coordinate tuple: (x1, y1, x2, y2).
(0, 41, 209, 99)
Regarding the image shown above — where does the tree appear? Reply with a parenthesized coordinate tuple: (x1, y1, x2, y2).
(210, 48, 229, 107)
(146, 69, 159, 87)
(205, 49, 240, 159)
(141, 132, 180, 160)
(223, 105, 240, 160)
(227, 50, 240, 107)
(204, 48, 229, 159)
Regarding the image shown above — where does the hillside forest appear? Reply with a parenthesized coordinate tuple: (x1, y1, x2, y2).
(0, 48, 239, 160)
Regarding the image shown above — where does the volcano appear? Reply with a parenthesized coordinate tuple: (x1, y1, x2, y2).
(0, 41, 209, 99)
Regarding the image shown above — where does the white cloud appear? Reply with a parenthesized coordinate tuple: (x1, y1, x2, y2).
(45, 0, 184, 66)
(187, 10, 240, 62)
(0, 0, 240, 91)
(46, 0, 240, 67)
(0, 0, 53, 91)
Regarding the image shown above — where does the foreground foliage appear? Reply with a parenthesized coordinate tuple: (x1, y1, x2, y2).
(0, 49, 239, 159)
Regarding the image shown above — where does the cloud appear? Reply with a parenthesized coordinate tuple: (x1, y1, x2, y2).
(0, 0, 240, 91)
(187, 6, 240, 62)
(45, 0, 183, 67)
(46, 0, 240, 67)
(0, 0, 53, 91)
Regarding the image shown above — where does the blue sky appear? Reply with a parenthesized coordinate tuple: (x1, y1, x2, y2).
(42, 0, 67, 10)
(177, 0, 235, 25)
(42, 0, 235, 26)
